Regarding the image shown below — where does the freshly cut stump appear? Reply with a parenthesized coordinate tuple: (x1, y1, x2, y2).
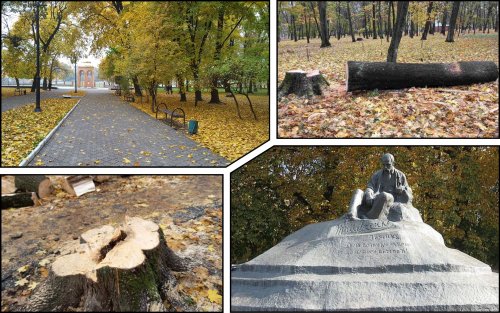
(14, 175, 53, 198)
(23, 216, 189, 312)
(278, 70, 330, 98)
(346, 61, 499, 91)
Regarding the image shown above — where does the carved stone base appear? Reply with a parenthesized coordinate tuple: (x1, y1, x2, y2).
(231, 216, 499, 311)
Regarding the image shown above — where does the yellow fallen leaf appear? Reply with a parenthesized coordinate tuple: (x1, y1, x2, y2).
(17, 265, 30, 273)
(38, 258, 50, 267)
(123, 158, 131, 164)
(28, 281, 38, 290)
(15, 278, 29, 287)
(207, 289, 222, 304)
(94, 160, 101, 164)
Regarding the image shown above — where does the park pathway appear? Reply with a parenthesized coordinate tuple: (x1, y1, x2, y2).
(26, 89, 229, 167)
(1, 88, 68, 112)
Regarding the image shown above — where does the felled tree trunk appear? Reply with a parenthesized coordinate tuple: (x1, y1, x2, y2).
(22, 216, 189, 312)
(278, 70, 330, 98)
(14, 175, 53, 198)
(346, 61, 499, 91)
(1, 192, 36, 209)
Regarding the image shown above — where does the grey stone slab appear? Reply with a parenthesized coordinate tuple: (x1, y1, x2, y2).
(231, 216, 499, 311)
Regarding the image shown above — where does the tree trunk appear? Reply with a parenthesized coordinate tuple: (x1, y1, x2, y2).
(14, 175, 53, 198)
(132, 76, 142, 97)
(278, 70, 330, 98)
(22, 217, 189, 312)
(346, 61, 499, 91)
(347, 1, 356, 42)
(1, 192, 36, 209)
(387, 1, 409, 62)
(347, 2, 356, 42)
(378, 1, 384, 39)
(421, 1, 434, 40)
(372, 2, 378, 39)
(318, 1, 331, 47)
(31, 75, 36, 92)
(176, 75, 186, 102)
(441, 5, 448, 35)
(387, 1, 392, 42)
(15, 77, 20, 88)
(42, 77, 47, 90)
(446, 1, 460, 42)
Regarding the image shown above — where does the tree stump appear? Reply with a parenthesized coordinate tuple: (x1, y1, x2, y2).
(278, 70, 330, 98)
(23, 216, 190, 312)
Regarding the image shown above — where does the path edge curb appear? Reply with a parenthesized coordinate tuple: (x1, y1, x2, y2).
(19, 98, 82, 167)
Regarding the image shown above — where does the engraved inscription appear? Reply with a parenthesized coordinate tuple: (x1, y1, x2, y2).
(334, 220, 396, 235)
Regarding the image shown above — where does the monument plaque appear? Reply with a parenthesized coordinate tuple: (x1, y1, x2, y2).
(231, 154, 499, 311)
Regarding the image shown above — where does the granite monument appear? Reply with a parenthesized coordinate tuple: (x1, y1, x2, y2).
(231, 154, 499, 311)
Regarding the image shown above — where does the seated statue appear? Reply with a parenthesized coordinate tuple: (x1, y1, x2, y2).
(347, 153, 422, 222)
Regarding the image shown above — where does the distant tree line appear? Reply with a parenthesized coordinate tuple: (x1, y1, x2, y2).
(231, 146, 499, 272)
(279, 1, 499, 46)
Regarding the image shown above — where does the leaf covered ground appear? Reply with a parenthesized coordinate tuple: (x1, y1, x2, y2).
(278, 34, 499, 138)
(1, 99, 79, 166)
(1, 175, 222, 312)
(131, 91, 269, 161)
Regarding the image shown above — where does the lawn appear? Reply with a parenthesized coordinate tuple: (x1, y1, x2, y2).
(1, 99, 79, 166)
(130, 91, 269, 161)
(278, 34, 499, 138)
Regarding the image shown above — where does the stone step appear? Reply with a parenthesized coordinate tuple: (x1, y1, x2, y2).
(231, 271, 499, 311)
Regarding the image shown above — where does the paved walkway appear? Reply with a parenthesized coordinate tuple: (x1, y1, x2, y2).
(1, 89, 68, 112)
(25, 89, 229, 167)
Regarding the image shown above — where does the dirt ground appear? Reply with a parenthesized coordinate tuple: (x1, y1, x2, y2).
(1, 175, 222, 312)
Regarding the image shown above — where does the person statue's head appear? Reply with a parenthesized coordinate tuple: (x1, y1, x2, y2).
(381, 153, 395, 172)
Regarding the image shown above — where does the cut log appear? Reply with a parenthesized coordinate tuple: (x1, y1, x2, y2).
(23, 216, 190, 312)
(278, 70, 330, 98)
(14, 175, 53, 198)
(91, 175, 112, 183)
(61, 175, 96, 197)
(1, 176, 16, 194)
(346, 61, 499, 91)
(1, 192, 36, 209)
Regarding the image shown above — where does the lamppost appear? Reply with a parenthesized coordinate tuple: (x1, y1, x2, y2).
(34, 1, 41, 112)
(71, 54, 77, 93)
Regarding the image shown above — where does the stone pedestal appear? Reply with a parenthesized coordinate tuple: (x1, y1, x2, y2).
(231, 216, 499, 311)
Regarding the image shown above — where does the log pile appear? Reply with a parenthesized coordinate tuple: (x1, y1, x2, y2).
(346, 61, 499, 92)
(23, 216, 190, 312)
(1, 176, 53, 209)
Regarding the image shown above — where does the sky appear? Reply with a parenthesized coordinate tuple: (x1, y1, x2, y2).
(1, 10, 101, 69)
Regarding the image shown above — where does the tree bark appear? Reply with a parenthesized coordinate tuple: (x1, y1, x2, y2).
(15, 77, 20, 88)
(446, 1, 460, 42)
(14, 175, 53, 198)
(22, 217, 189, 312)
(347, 2, 356, 42)
(421, 1, 434, 40)
(346, 61, 499, 91)
(441, 4, 448, 35)
(278, 70, 330, 98)
(1, 192, 36, 209)
(372, 2, 378, 39)
(132, 76, 142, 96)
(387, 1, 409, 62)
(378, 1, 384, 39)
(318, 1, 331, 47)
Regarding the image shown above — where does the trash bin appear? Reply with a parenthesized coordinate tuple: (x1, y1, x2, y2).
(188, 120, 198, 135)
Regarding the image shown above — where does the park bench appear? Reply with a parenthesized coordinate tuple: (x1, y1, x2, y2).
(155, 102, 185, 128)
(14, 88, 26, 96)
(123, 92, 134, 102)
